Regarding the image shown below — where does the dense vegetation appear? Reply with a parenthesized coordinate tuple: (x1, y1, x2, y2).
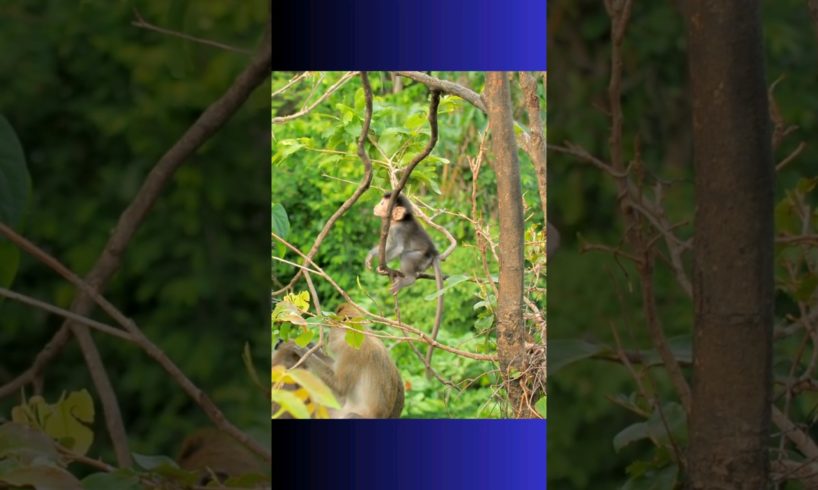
(0, 2, 270, 487)
(549, 0, 818, 487)
(272, 72, 547, 418)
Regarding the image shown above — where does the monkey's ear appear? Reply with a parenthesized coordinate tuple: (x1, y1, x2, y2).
(391, 205, 407, 221)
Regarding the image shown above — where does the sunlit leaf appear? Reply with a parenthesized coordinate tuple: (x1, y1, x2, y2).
(423, 274, 470, 301)
(44, 389, 94, 455)
(287, 368, 341, 409)
(344, 328, 365, 349)
(271, 389, 311, 419)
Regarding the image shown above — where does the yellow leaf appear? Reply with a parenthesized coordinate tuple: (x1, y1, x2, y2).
(287, 368, 340, 409)
(44, 390, 94, 456)
(271, 389, 310, 419)
(315, 405, 330, 419)
(294, 388, 310, 402)
(284, 291, 310, 312)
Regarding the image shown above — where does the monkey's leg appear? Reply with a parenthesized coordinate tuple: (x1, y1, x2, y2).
(392, 251, 428, 294)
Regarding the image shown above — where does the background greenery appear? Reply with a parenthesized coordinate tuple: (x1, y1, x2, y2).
(549, 0, 818, 487)
(272, 72, 546, 418)
(0, 0, 270, 465)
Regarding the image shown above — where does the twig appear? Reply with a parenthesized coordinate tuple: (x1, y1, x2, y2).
(410, 197, 458, 261)
(272, 71, 310, 98)
(272, 72, 357, 124)
(775, 141, 806, 172)
(131, 8, 252, 54)
(394, 71, 486, 112)
(0, 287, 132, 342)
(518, 73, 547, 223)
(772, 406, 818, 458)
(58, 444, 115, 473)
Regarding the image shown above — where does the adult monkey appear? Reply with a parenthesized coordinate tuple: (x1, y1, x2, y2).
(271, 304, 404, 419)
(365, 192, 444, 377)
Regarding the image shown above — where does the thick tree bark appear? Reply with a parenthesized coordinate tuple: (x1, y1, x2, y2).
(686, 1, 774, 488)
(484, 73, 528, 417)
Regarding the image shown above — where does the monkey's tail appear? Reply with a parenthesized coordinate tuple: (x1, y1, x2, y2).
(424, 258, 444, 378)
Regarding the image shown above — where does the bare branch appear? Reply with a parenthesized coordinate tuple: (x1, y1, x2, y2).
(0, 286, 132, 342)
(131, 8, 252, 54)
(394, 71, 486, 112)
(272, 71, 357, 124)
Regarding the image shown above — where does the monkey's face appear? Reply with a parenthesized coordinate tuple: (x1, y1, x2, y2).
(373, 198, 389, 218)
(373, 198, 407, 221)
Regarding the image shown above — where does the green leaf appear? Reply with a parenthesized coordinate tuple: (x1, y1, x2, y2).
(0, 115, 31, 289)
(621, 464, 678, 490)
(613, 402, 687, 452)
(271, 389, 311, 419)
(276, 139, 304, 158)
(474, 316, 493, 330)
(0, 115, 31, 229)
(534, 396, 547, 418)
(294, 328, 315, 347)
(44, 389, 94, 456)
(344, 328, 365, 349)
(82, 469, 141, 490)
(405, 112, 427, 130)
(271, 203, 290, 239)
(613, 421, 650, 452)
(272, 301, 307, 326)
(641, 336, 692, 366)
(549, 338, 606, 374)
(132, 452, 179, 471)
(423, 274, 470, 301)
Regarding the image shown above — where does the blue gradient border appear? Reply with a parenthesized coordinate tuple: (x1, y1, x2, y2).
(271, 0, 546, 70)
(272, 420, 546, 489)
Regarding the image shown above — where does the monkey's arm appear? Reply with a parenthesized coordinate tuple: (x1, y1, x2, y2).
(364, 246, 378, 270)
(365, 238, 400, 270)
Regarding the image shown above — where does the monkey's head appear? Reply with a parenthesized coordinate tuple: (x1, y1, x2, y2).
(373, 192, 412, 221)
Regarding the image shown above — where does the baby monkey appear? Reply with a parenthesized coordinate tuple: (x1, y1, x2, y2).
(365, 192, 444, 376)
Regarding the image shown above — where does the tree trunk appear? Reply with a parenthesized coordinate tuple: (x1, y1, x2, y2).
(686, 1, 774, 488)
(484, 73, 529, 417)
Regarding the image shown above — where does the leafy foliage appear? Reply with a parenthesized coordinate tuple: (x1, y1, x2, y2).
(0, 0, 270, 478)
(549, 0, 818, 487)
(272, 72, 546, 418)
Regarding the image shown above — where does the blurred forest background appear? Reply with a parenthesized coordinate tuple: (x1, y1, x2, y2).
(549, 0, 818, 487)
(0, 0, 270, 468)
(272, 72, 547, 418)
